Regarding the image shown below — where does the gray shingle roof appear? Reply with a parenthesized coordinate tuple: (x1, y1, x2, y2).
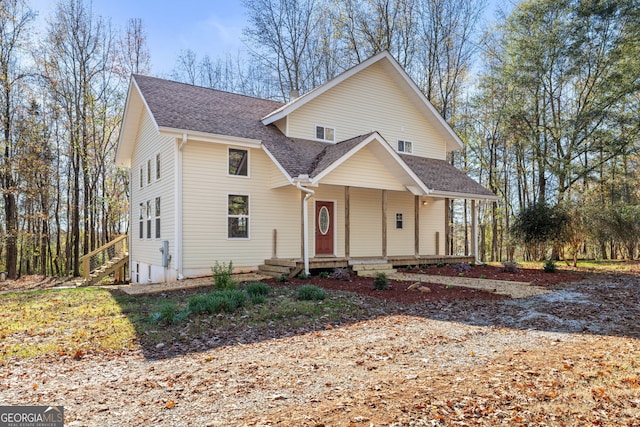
(132, 75, 494, 198)
(400, 155, 496, 197)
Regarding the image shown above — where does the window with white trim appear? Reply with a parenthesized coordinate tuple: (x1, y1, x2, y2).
(139, 165, 144, 188)
(396, 213, 404, 229)
(138, 203, 144, 239)
(228, 148, 248, 176)
(146, 200, 151, 239)
(147, 159, 152, 184)
(228, 195, 249, 239)
(156, 153, 161, 180)
(315, 125, 335, 142)
(155, 197, 161, 239)
(397, 139, 413, 154)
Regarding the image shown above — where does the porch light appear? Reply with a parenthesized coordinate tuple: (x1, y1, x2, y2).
(422, 200, 428, 206)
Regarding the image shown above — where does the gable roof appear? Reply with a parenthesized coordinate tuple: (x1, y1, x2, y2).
(261, 51, 464, 152)
(117, 62, 495, 199)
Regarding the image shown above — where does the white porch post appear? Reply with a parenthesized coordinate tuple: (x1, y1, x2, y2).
(471, 199, 481, 264)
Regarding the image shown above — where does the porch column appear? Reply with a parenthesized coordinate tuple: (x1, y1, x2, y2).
(471, 199, 479, 263)
(345, 186, 350, 258)
(444, 198, 451, 255)
(414, 195, 420, 256)
(382, 190, 387, 258)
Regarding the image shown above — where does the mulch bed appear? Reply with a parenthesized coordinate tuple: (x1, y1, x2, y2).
(264, 264, 585, 304)
(401, 263, 585, 285)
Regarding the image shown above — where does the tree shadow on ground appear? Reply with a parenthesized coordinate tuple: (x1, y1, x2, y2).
(110, 270, 640, 361)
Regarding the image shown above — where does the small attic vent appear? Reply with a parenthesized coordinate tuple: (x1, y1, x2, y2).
(316, 125, 335, 142)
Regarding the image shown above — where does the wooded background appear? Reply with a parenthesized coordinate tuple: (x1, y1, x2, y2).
(1, 0, 638, 279)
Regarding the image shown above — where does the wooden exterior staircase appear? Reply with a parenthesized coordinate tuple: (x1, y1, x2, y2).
(80, 235, 129, 286)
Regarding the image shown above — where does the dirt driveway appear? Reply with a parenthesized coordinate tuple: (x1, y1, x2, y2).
(2, 272, 639, 426)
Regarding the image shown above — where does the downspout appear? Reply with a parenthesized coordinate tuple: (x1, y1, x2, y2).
(296, 179, 315, 276)
(175, 133, 188, 280)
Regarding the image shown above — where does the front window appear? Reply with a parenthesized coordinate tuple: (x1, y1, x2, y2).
(228, 195, 249, 239)
(139, 166, 144, 188)
(398, 140, 413, 154)
(396, 213, 404, 229)
(147, 159, 152, 184)
(156, 153, 161, 180)
(229, 148, 248, 176)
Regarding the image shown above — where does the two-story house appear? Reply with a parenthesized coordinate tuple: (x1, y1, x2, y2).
(116, 51, 495, 284)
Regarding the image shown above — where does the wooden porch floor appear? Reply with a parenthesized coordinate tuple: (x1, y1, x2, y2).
(258, 255, 474, 278)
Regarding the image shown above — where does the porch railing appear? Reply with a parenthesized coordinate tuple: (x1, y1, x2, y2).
(80, 235, 128, 284)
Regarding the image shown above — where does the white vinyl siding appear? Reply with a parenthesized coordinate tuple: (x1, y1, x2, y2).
(182, 141, 301, 271)
(419, 198, 445, 255)
(287, 61, 447, 159)
(129, 109, 176, 271)
(349, 188, 383, 257)
(387, 192, 414, 256)
(321, 145, 406, 191)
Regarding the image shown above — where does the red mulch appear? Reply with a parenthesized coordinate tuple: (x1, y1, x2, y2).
(265, 264, 585, 304)
(402, 263, 585, 285)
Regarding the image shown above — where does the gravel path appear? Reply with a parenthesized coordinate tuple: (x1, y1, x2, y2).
(2, 272, 639, 426)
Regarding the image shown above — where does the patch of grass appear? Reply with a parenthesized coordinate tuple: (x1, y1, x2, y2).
(0, 281, 380, 364)
(297, 285, 326, 301)
(0, 288, 138, 364)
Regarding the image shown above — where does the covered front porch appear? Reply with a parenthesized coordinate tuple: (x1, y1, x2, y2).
(258, 254, 475, 278)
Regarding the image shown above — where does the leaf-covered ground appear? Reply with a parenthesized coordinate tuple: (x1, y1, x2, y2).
(1, 266, 639, 426)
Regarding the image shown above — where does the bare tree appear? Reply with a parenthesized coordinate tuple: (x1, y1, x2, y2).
(117, 17, 151, 77)
(243, 0, 318, 100)
(0, 0, 35, 278)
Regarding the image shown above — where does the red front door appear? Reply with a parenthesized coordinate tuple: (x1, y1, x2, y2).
(315, 201, 334, 256)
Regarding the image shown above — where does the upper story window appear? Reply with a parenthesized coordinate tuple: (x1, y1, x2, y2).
(229, 148, 248, 177)
(398, 140, 413, 154)
(139, 165, 144, 188)
(396, 213, 404, 229)
(315, 125, 335, 142)
(147, 159, 152, 184)
(155, 153, 161, 180)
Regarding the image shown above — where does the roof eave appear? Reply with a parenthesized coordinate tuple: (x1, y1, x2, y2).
(428, 190, 498, 200)
(115, 77, 158, 168)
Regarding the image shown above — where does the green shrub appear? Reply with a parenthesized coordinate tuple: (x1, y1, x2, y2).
(501, 261, 520, 273)
(277, 274, 288, 282)
(543, 259, 557, 273)
(249, 293, 266, 304)
(212, 261, 237, 290)
(373, 272, 389, 290)
(319, 271, 329, 279)
(149, 302, 189, 325)
(297, 285, 326, 301)
(297, 272, 309, 279)
(245, 282, 271, 297)
(437, 262, 445, 267)
(188, 289, 247, 314)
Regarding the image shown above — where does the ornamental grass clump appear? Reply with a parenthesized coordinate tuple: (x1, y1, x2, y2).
(297, 285, 326, 301)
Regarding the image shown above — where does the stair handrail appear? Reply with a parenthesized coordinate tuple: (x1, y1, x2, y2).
(81, 235, 128, 280)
